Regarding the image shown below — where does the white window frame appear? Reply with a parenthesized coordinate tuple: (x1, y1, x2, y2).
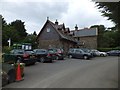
(47, 28, 50, 32)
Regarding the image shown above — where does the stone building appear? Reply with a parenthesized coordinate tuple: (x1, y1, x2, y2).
(37, 18, 77, 53)
(71, 25, 98, 49)
(37, 18, 98, 53)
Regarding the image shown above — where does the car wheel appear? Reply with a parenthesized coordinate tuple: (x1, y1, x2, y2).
(68, 55, 72, 58)
(62, 57, 64, 60)
(32, 62, 36, 65)
(100, 54, 104, 56)
(50, 60, 53, 63)
(40, 57, 45, 63)
(83, 55, 88, 60)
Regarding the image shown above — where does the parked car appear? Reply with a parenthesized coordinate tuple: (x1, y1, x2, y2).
(68, 48, 92, 60)
(91, 49, 107, 57)
(1, 63, 16, 86)
(107, 50, 120, 56)
(48, 48, 64, 60)
(25, 50, 35, 55)
(33, 49, 53, 63)
(80, 48, 95, 57)
(10, 49, 37, 65)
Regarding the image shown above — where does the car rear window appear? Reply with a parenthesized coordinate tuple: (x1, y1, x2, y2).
(36, 50, 47, 53)
(25, 51, 34, 54)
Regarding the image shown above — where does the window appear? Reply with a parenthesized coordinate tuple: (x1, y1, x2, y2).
(47, 28, 50, 32)
(75, 49, 81, 53)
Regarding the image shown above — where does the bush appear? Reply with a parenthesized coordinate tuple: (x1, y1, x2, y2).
(2, 46, 13, 53)
(97, 47, 120, 52)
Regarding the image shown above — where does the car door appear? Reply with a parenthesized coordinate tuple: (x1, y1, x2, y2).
(74, 49, 82, 58)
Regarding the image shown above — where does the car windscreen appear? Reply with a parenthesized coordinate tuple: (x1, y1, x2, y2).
(36, 50, 47, 54)
(12, 50, 24, 54)
(25, 51, 34, 54)
(48, 49, 57, 53)
(81, 49, 90, 53)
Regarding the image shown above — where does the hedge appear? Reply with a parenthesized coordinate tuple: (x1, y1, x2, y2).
(97, 47, 120, 52)
(2, 46, 13, 53)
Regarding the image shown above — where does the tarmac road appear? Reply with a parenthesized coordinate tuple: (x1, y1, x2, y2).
(3, 56, 118, 88)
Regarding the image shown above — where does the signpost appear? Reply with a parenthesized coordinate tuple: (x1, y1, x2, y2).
(8, 38, 11, 47)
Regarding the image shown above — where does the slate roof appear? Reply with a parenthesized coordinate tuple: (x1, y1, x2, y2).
(71, 28, 98, 37)
(37, 20, 76, 43)
(48, 20, 76, 43)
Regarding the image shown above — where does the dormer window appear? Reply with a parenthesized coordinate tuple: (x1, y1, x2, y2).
(47, 28, 50, 32)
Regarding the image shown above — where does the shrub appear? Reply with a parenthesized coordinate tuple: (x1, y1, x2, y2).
(2, 46, 13, 53)
(97, 47, 120, 52)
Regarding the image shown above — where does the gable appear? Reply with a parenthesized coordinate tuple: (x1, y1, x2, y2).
(37, 21, 60, 40)
(37, 19, 77, 43)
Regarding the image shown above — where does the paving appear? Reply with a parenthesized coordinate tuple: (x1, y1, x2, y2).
(3, 56, 118, 88)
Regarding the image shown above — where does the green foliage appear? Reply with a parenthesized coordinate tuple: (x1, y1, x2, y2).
(2, 25, 20, 46)
(10, 20, 27, 38)
(96, 2, 120, 46)
(2, 17, 28, 46)
(2, 46, 12, 53)
(22, 34, 37, 49)
(33, 31, 37, 36)
(95, 2, 120, 26)
(93, 2, 120, 47)
(97, 47, 120, 52)
(2, 16, 38, 50)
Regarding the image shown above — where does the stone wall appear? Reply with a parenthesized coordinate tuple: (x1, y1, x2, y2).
(79, 36, 97, 49)
(38, 40, 61, 49)
(38, 39, 76, 54)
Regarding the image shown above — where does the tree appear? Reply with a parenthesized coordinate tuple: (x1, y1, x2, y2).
(10, 20, 27, 40)
(22, 34, 37, 49)
(2, 18, 28, 46)
(33, 31, 37, 36)
(102, 30, 116, 47)
(95, 2, 119, 26)
(2, 24, 20, 46)
(94, 1, 120, 47)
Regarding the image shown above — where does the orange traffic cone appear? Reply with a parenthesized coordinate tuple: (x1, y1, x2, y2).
(16, 62, 22, 81)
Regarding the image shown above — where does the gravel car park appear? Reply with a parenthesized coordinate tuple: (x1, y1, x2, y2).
(3, 56, 118, 88)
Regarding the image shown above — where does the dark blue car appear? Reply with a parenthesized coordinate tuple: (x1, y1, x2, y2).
(68, 48, 92, 60)
(107, 50, 120, 56)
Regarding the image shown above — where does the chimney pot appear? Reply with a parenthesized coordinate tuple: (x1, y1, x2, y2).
(55, 19, 58, 25)
(75, 24, 78, 30)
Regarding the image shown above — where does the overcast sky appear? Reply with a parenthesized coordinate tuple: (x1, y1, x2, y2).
(0, 0, 115, 34)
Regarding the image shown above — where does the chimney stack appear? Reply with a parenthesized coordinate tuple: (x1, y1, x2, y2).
(55, 19, 58, 25)
(75, 24, 78, 30)
(47, 16, 49, 20)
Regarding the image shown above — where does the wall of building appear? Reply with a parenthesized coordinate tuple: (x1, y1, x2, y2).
(61, 39, 75, 54)
(38, 39, 76, 55)
(37, 22, 76, 53)
(78, 36, 97, 49)
(38, 23, 60, 40)
(38, 40, 62, 49)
